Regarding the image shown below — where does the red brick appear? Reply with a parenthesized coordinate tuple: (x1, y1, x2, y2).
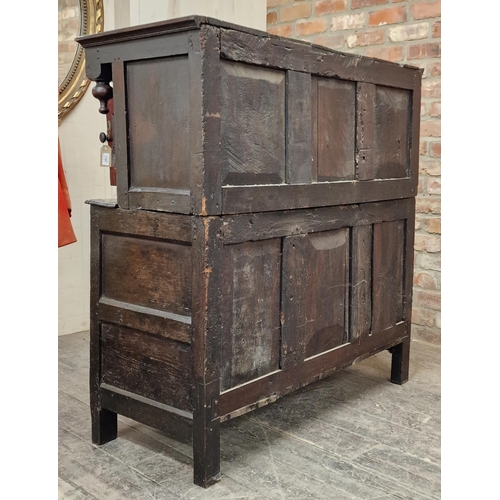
(352, 0, 388, 9)
(415, 234, 440, 253)
(414, 269, 439, 289)
(313, 33, 345, 50)
(411, 325, 441, 343)
(415, 216, 423, 231)
(420, 103, 426, 117)
(429, 101, 441, 117)
(433, 21, 441, 37)
(425, 217, 441, 234)
(408, 42, 440, 59)
(416, 196, 440, 214)
(369, 6, 407, 26)
(280, 3, 312, 22)
(414, 290, 441, 311)
(314, 0, 347, 16)
(419, 252, 441, 271)
(331, 12, 366, 30)
(426, 178, 441, 195)
(267, 0, 290, 7)
(412, 307, 437, 327)
(267, 11, 278, 25)
(268, 25, 293, 37)
(422, 80, 441, 98)
(411, 0, 441, 20)
(347, 30, 384, 48)
(389, 22, 429, 42)
(296, 18, 327, 36)
(420, 120, 441, 137)
(429, 141, 441, 157)
(419, 159, 440, 176)
(419, 141, 428, 156)
(365, 45, 404, 62)
(429, 62, 441, 76)
(417, 178, 424, 194)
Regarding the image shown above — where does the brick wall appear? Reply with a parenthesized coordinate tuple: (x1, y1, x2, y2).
(267, 0, 441, 344)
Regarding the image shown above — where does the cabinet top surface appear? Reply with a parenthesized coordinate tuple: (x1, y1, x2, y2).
(76, 15, 420, 73)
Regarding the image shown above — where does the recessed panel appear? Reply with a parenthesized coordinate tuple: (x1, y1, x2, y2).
(305, 229, 350, 358)
(221, 239, 282, 390)
(372, 220, 405, 332)
(315, 78, 356, 181)
(101, 323, 192, 410)
(374, 86, 411, 179)
(126, 56, 190, 190)
(101, 233, 192, 317)
(221, 61, 285, 186)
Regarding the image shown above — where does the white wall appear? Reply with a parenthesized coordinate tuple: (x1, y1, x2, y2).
(58, 0, 266, 335)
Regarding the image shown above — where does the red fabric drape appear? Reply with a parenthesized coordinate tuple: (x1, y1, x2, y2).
(58, 139, 77, 247)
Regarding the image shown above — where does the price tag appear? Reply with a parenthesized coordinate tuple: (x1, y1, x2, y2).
(100, 144, 111, 167)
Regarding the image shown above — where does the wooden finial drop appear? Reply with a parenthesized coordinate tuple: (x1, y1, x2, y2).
(92, 80, 113, 114)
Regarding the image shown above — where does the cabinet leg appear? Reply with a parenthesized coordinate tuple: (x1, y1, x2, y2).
(390, 337, 410, 385)
(91, 407, 117, 445)
(193, 382, 221, 488)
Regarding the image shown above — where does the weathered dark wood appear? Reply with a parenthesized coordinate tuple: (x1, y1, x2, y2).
(98, 298, 191, 344)
(286, 71, 312, 184)
(191, 217, 223, 488)
(219, 322, 407, 419)
(101, 233, 192, 317)
(316, 77, 356, 181)
(100, 384, 192, 443)
(390, 336, 410, 385)
(350, 225, 372, 341)
(356, 82, 376, 181)
(280, 235, 307, 369)
(111, 62, 129, 208)
(221, 239, 282, 390)
(374, 86, 411, 179)
(222, 178, 416, 214)
(220, 28, 416, 90)
(81, 16, 421, 489)
(127, 55, 190, 191)
(198, 25, 223, 215)
(94, 204, 192, 243)
(221, 60, 285, 186)
(90, 206, 117, 445)
(222, 198, 414, 244)
(101, 323, 193, 411)
(305, 229, 350, 357)
(372, 220, 405, 333)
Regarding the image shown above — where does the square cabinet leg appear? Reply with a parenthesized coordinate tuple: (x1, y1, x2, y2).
(390, 337, 410, 385)
(193, 382, 221, 488)
(91, 407, 118, 445)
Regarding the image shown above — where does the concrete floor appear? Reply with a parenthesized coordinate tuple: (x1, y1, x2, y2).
(59, 331, 440, 499)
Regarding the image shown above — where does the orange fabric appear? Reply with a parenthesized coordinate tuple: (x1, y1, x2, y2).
(58, 139, 77, 247)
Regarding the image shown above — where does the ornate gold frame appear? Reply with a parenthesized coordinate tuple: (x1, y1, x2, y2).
(58, 0, 104, 124)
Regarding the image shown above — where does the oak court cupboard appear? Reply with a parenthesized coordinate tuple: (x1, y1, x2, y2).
(77, 15, 422, 488)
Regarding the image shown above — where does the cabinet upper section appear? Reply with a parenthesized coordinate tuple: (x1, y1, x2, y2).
(78, 16, 423, 215)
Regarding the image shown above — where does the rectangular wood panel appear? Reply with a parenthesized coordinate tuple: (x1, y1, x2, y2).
(374, 86, 411, 179)
(305, 229, 350, 358)
(221, 239, 282, 390)
(372, 220, 405, 332)
(221, 61, 285, 186)
(101, 233, 192, 317)
(101, 323, 193, 411)
(126, 56, 190, 191)
(315, 77, 356, 181)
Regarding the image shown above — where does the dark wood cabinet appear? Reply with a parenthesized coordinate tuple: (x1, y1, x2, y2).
(78, 16, 422, 488)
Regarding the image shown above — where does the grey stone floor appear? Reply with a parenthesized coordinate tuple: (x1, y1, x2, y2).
(59, 331, 440, 499)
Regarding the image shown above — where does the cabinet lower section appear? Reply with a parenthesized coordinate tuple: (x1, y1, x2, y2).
(89, 197, 415, 487)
